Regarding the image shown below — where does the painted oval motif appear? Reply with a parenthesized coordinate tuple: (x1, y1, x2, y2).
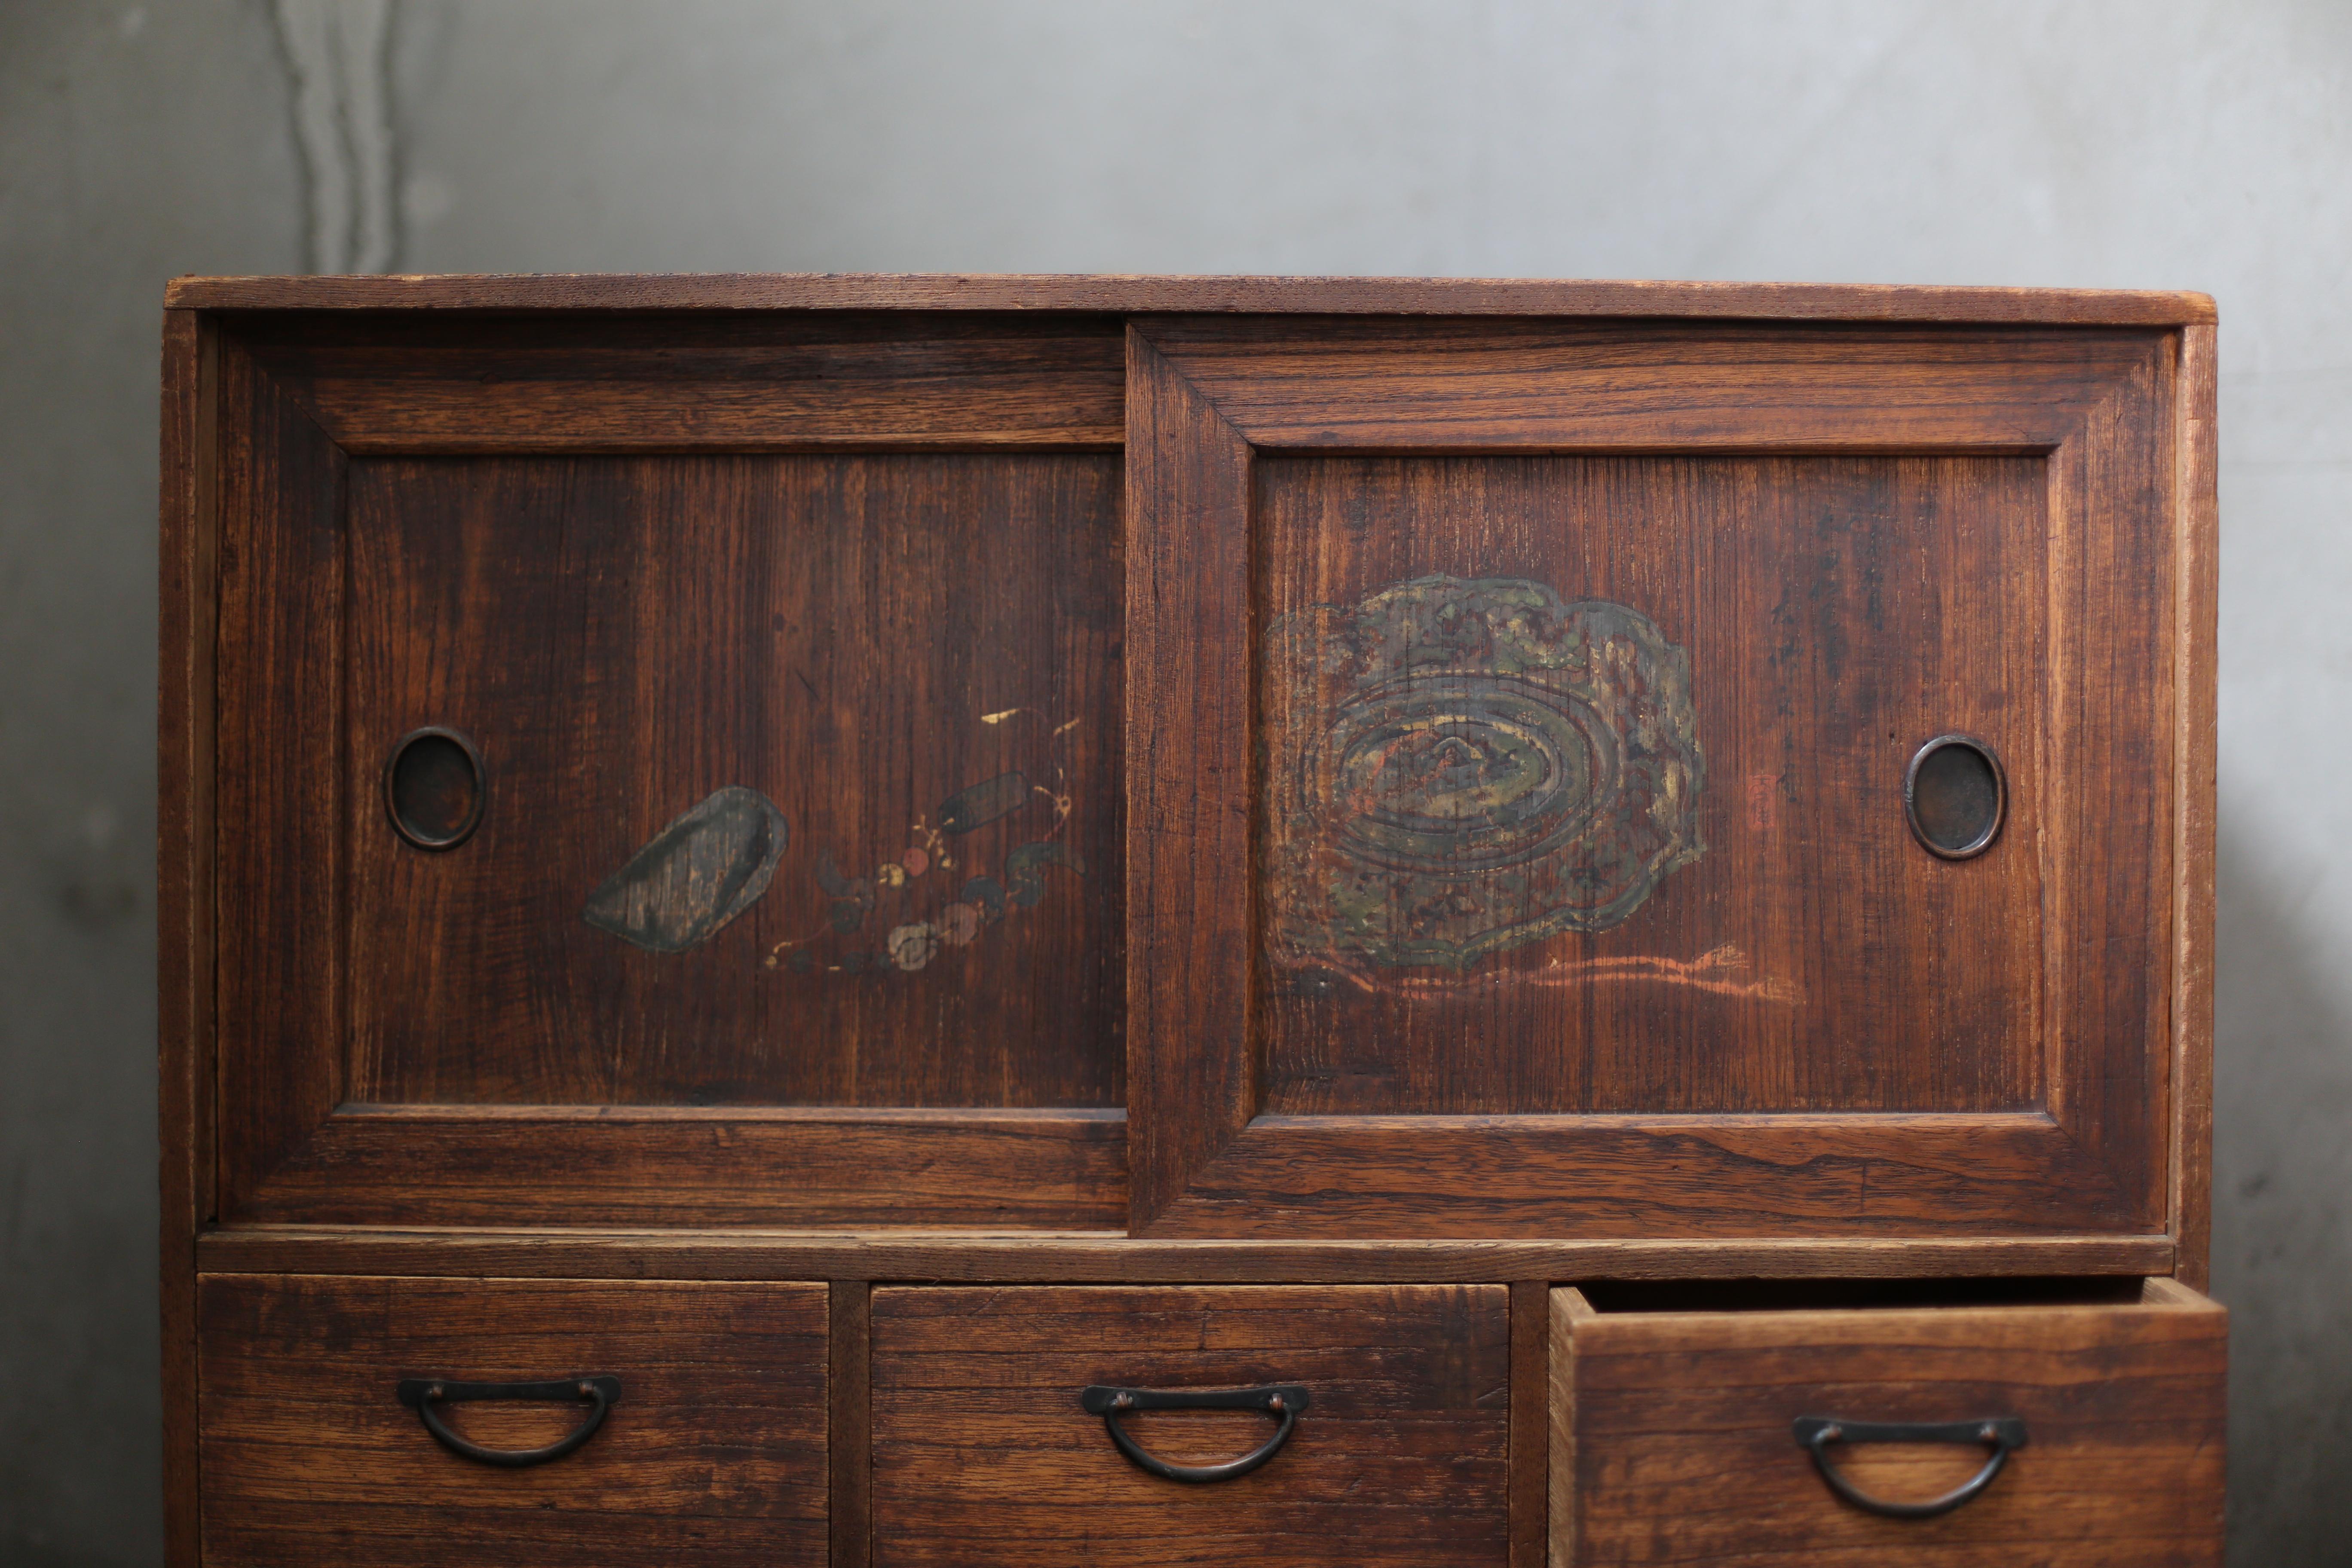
(1265, 576, 1704, 972)
(1317, 673, 1617, 873)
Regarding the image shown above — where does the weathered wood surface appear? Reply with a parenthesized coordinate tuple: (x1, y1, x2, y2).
(210, 313, 1130, 1228)
(238, 311, 1124, 450)
(197, 1274, 829, 1566)
(1124, 329, 1255, 1229)
(158, 304, 216, 1568)
(1256, 454, 2047, 1118)
(233, 1108, 1128, 1229)
(1549, 1279, 2226, 1566)
(1134, 318, 2161, 448)
(211, 334, 345, 1220)
(345, 452, 1122, 1112)
(2169, 322, 2220, 1289)
(1127, 319, 2178, 1239)
(870, 1284, 1510, 1566)
(166, 273, 2217, 325)
(829, 1281, 873, 1568)
(1509, 1280, 1552, 1568)
(197, 1226, 2175, 1283)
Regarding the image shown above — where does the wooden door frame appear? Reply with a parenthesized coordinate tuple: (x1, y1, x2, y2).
(193, 309, 1135, 1229)
(1124, 316, 2187, 1239)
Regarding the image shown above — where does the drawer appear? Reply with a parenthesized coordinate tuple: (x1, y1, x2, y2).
(196, 1275, 828, 1566)
(1549, 1277, 2226, 1566)
(870, 1284, 1510, 1565)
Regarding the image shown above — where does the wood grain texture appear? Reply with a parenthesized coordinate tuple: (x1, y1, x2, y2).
(1509, 1280, 1550, 1568)
(195, 1226, 2173, 1284)
(1549, 1282, 2226, 1566)
(210, 329, 1132, 1228)
(345, 453, 1121, 1111)
(870, 1284, 1510, 1566)
(1126, 319, 2179, 1238)
(1546, 1290, 1595, 1562)
(212, 334, 345, 1218)
(2046, 338, 2178, 1233)
(158, 305, 217, 1568)
(830, 1281, 872, 1568)
(2170, 322, 2219, 1290)
(196, 1274, 829, 1567)
(1256, 454, 2047, 1118)
(1124, 329, 1257, 1229)
(237, 312, 1122, 451)
(1135, 318, 2157, 450)
(165, 273, 2216, 325)
(236, 1109, 1126, 1229)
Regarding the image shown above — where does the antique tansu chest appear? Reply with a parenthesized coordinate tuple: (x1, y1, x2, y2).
(159, 276, 2223, 1565)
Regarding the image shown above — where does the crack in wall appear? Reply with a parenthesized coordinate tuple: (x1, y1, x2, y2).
(270, 0, 399, 273)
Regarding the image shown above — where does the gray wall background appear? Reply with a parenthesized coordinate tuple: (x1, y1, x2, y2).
(3, 1, 2346, 1561)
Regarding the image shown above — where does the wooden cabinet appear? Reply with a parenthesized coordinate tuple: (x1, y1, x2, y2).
(161, 275, 2220, 1567)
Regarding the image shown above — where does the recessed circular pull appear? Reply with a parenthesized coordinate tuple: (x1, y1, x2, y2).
(1904, 734, 2004, 859)
(384, 727, 485, 851)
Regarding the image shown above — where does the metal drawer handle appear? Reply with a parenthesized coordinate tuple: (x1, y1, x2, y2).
(1078, 1383, 1310, 1483)
(1793, 1415, 2028, 1519)
(395, 1376, 622, 1467)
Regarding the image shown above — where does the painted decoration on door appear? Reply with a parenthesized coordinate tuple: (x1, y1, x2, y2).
(582, 785, 789, 953)
(1265, 575, 1704, 972)
(580, 706, 1085, 971)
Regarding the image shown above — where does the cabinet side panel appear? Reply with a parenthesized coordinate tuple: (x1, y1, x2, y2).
(2171, 323, 2218, 1287)
(159, 306, 216, 1568)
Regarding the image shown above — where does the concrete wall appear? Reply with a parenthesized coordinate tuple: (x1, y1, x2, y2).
(3, 2, 2345, 1561)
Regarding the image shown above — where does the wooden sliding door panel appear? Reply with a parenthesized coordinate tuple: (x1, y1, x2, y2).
(212, 315, 1130, 1228)
(348, 453, 1122, 1111)
(1257, 453, 2045, 1118)
(1127, 319, 2179, 1238)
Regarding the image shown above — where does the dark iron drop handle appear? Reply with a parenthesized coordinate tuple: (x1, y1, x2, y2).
(1078, 1384, 1310, 1483)
(1793, 1415, 2028, 1519)
(395, 1376, 622, 1467)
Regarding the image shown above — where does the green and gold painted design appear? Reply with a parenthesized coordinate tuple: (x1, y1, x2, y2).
(1265, 575, 1704, 974)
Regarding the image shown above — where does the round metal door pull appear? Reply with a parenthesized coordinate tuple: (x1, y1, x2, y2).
(1793, 1415, 2028, 1519)
(1078, 1383, 1310, 1483)
(395, 1375, 622, 1467)
(383, 726, 487, 851)
(1904, 733, 2006, 859)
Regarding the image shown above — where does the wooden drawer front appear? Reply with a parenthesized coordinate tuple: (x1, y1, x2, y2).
(1550, 1279, 2226, 1566)
(871, 1284, 1510, 1565)
(197, 1275, 828, 1566)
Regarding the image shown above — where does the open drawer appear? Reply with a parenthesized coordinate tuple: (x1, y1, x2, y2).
(1549, 1277, 2225, 1566)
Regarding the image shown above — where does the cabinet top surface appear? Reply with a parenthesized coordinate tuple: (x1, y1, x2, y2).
(162, 271, 2216, 325)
